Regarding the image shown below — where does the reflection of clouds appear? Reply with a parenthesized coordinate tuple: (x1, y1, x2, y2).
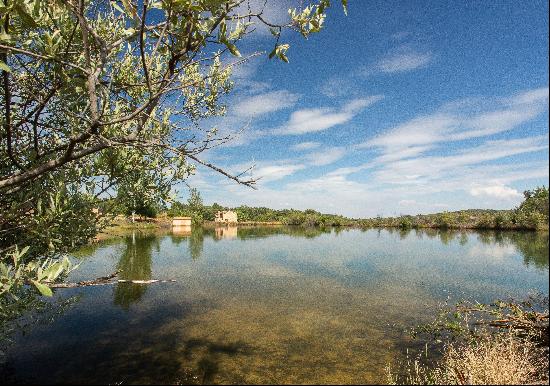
(468, 243, 517, 260)
(51, 228, 549, 384)
(256, 265, 301, 277)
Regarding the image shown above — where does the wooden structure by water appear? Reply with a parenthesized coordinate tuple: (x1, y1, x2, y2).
(172, 217, 192, 226)
(172, 217, 192, 235)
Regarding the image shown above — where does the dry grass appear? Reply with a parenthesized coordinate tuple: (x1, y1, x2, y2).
(387, 333, 549, 385)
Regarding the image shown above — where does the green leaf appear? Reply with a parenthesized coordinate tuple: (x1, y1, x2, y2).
(14, 4, 38, 28)
(0, 60, 11, 73)
(224, 41, 240, 57)
(341, 0, 348, 16)
(32, 280, 53, 297)
(20, 245, 30, 257)
(121, 0, 137, 19)
(112, 2, 124, 14)
(42, 262, 64, 281)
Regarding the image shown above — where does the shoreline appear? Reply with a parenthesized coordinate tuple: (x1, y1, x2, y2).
(94, 218, 548, 242)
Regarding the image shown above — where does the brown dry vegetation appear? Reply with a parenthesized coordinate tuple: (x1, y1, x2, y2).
(387, 333, 549, 385)
(387, 296, 549, 385)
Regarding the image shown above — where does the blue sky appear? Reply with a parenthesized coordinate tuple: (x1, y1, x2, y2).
(182, 0, 549, 218)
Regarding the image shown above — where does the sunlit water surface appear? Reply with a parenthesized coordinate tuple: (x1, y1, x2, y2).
(2, 227, 548, 384)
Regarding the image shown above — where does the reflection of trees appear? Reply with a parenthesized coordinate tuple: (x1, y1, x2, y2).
(235, 226, 286, 239)
(439, 229, 459, 245)
(412, 228, 459, 244)
(70, 237, 122, 259)
(477, 230, 506, 246)
(188, 227, 205, 260)
(506, 232, 549, 270)
(333, 227, 344, 236)
(398, 228, 411, 240)
(458, 232, 469, 246)
(423, 228, 439, 239)
(474, 230, 549, 271)
(291, 226, 332, 239)
(169, 234, 185, 246)
(231, 225, 331, 240)
(114, 233, 158, 309)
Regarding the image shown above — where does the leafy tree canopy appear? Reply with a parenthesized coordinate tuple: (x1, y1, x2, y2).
(0, 0, 347, 306)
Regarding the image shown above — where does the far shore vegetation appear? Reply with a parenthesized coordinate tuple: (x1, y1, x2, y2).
(103, 186, 549, 232)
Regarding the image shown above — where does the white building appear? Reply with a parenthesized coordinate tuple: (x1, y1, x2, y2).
(214, 211, 238, 223)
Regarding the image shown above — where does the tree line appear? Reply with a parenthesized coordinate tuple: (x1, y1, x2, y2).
(144, 186, 549, 231)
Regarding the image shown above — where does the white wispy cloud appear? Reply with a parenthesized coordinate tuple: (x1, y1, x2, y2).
(232, 90, 299, 118)
(361, 87, 549, 153)
(376, 51, 433, 73)
(391, 31, 412, 41)
(372, 136, 548, 186)
(252, 164, 306, 182)
(227, 146, 348, 184)
(291, 141, 322, 151)
(318, 76, 360, 98)
(398, 199, 417, 206)
(303, 147, 347, 166)
(272, 96, 383, 135)
(469, 185, 523, 200)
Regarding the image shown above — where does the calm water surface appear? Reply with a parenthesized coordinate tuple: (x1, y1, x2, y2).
(2, 227, 548, 384)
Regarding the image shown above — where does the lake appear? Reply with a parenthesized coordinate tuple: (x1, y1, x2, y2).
(1, 227, 548, 384)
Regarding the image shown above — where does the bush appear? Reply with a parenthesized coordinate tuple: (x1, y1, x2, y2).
(399, 217, 414, 229)
(435, 212, 452, 229)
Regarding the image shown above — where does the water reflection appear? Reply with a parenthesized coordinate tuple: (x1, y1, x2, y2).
(504, 232, 549, 270)
(155, 226, 550, 271)
(188, 227, 205, 260)
(172, 226, 336, 260)
(214, 226, 238, 240)
(172, 225, 192, 236)
(398, 228, 411, 240)
(113, 233, 158, 309)
(5, 226, 549, 384)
